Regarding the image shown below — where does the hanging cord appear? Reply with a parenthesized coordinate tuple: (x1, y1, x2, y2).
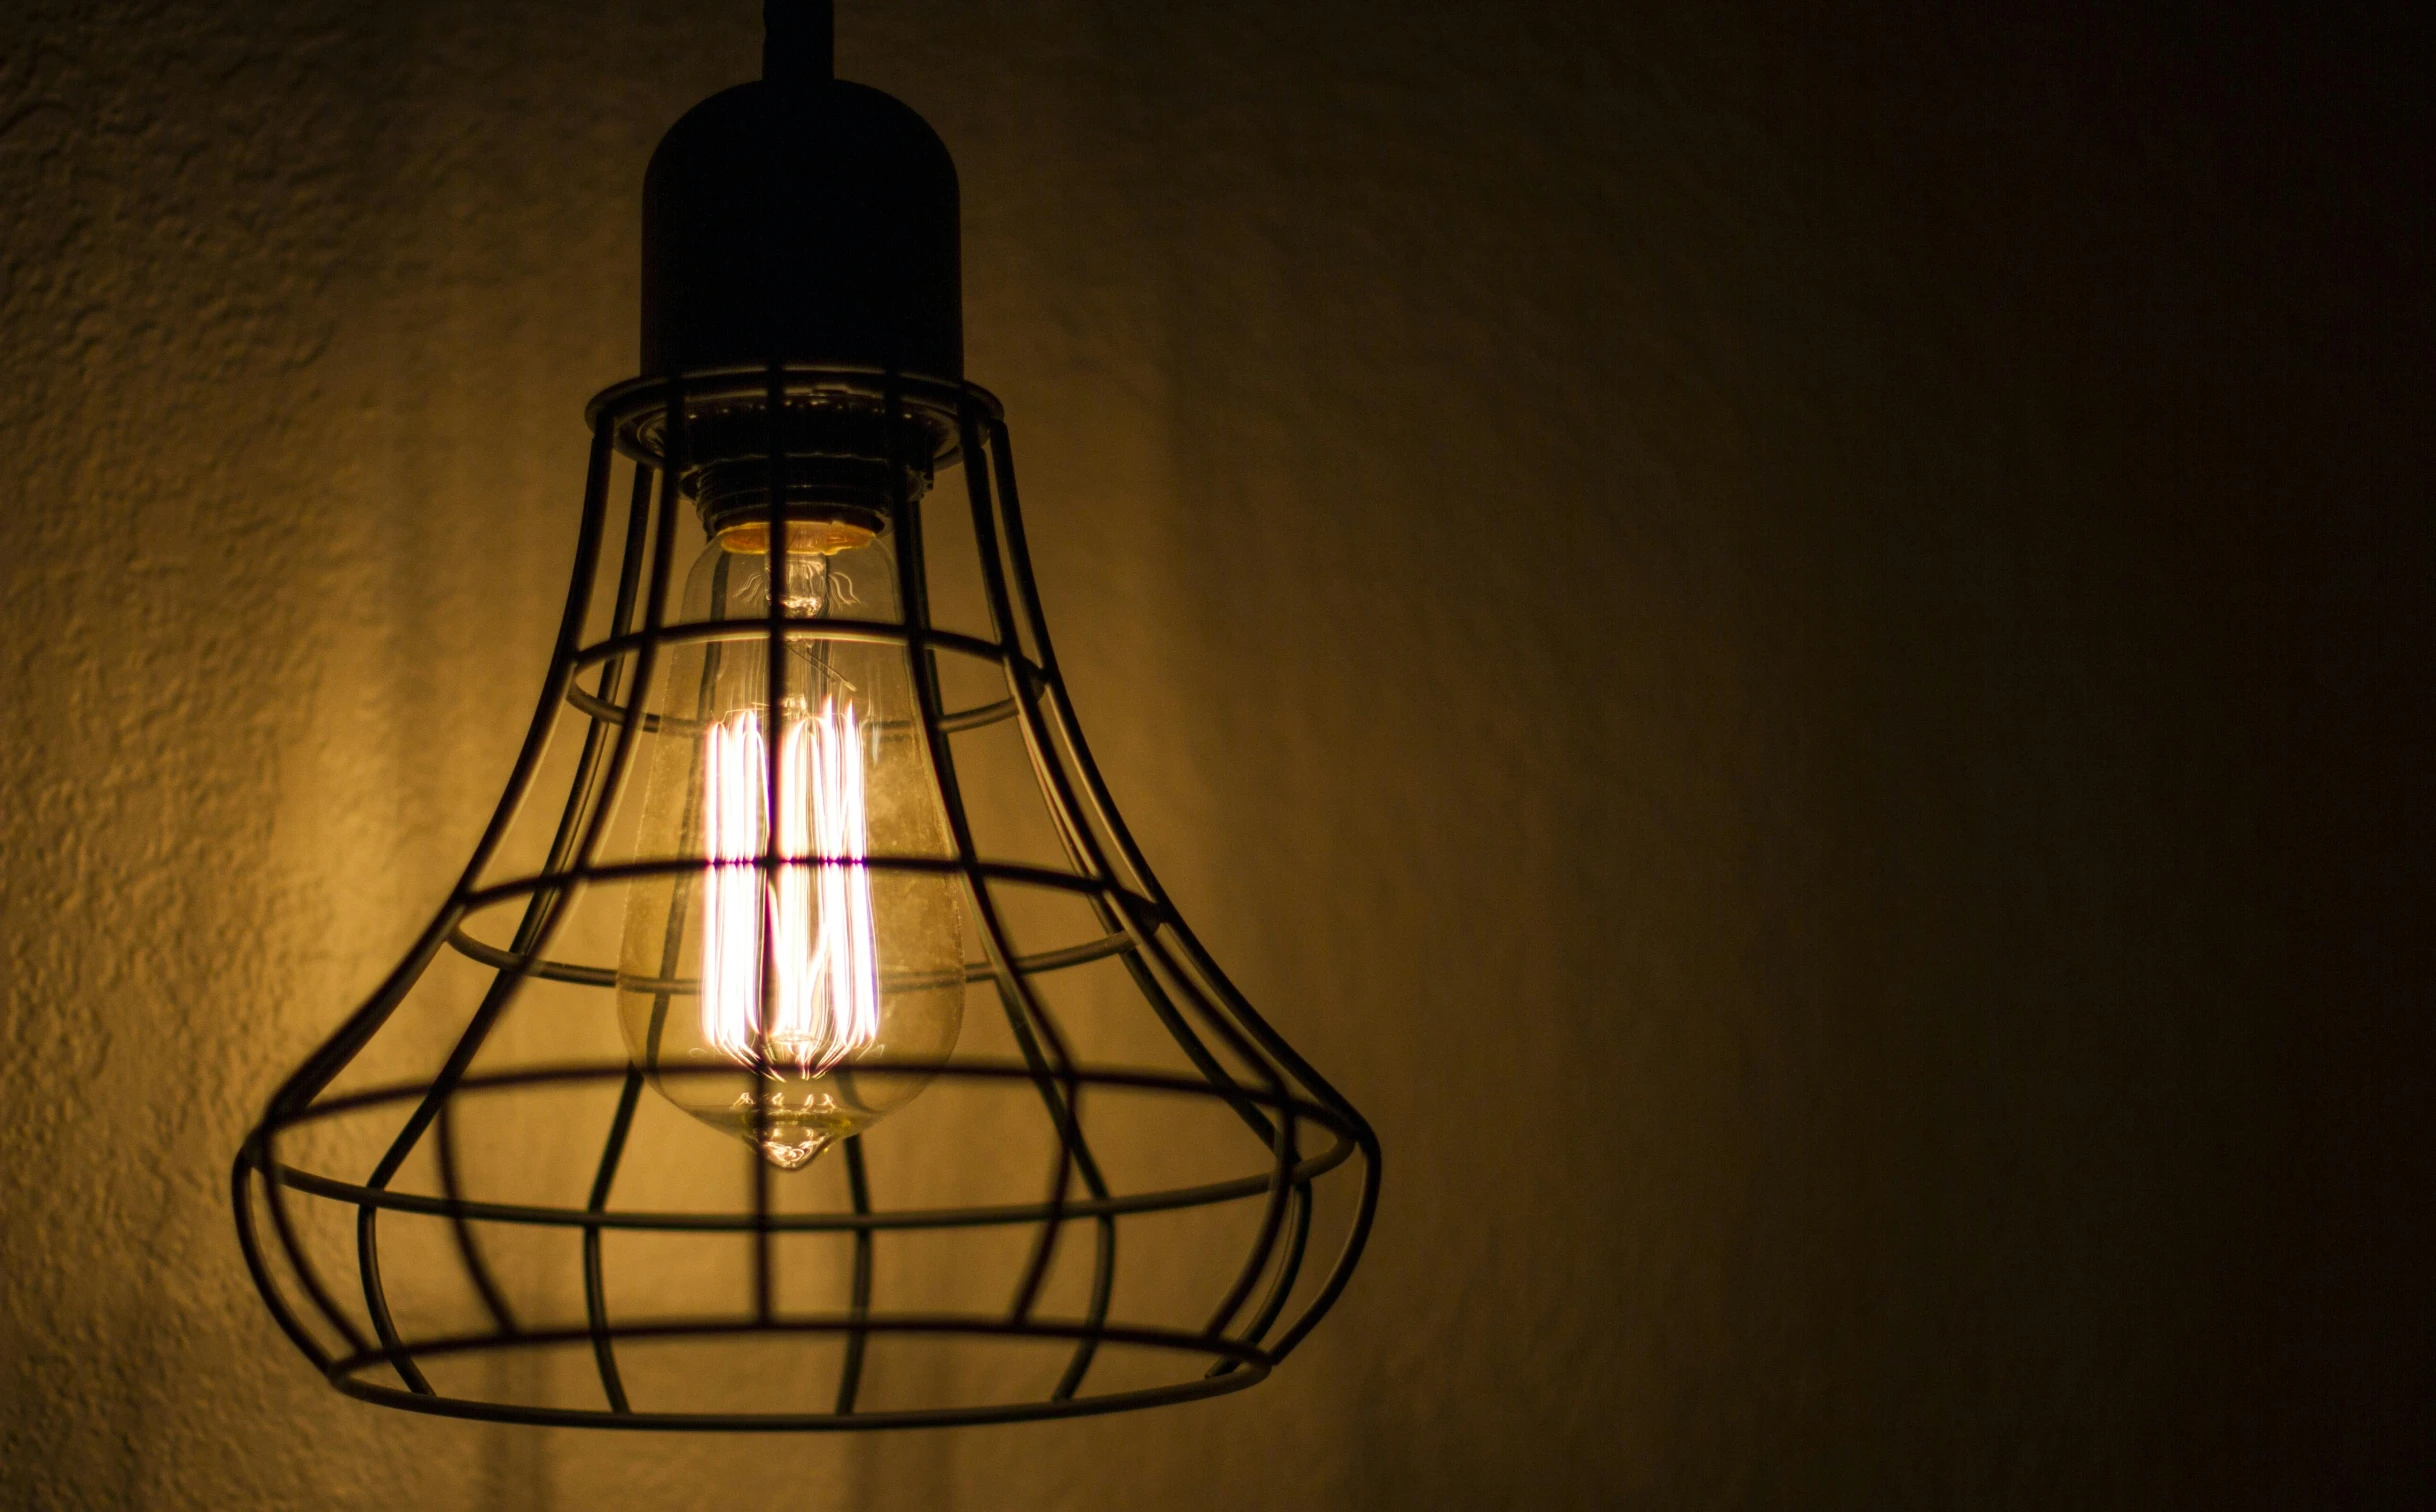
(765, 0, 835, 85)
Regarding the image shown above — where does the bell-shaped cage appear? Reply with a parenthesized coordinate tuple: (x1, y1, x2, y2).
(232, 366, 1380, 1428)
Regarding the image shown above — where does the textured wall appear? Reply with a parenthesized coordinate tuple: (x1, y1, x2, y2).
(2, 1, 2427, 1506)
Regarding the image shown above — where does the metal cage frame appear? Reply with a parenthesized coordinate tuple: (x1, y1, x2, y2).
(230, 365, 1379, 1430)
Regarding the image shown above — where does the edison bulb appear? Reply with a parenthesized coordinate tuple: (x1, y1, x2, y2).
(617, 519, 966, 1168)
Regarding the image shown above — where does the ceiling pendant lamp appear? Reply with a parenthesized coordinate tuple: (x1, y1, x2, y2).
(232, 0, 1378, 1428)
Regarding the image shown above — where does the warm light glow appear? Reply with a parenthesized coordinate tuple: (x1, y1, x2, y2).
(698, 697, 880, 1076)
(614, 531, 966, 1169)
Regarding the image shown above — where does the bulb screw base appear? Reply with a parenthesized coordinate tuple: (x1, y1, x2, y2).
(683, 401, 941, 542)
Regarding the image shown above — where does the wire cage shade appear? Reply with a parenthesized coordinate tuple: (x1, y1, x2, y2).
(232, 365, 1380, 1429)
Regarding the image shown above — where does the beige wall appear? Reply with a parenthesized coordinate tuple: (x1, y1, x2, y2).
(2, 2, 2424, 1506)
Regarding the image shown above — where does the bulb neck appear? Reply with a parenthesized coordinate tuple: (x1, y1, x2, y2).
(714, 519, 875, 558)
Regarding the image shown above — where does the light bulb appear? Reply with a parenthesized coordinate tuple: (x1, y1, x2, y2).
(617, 519, 966, 1169)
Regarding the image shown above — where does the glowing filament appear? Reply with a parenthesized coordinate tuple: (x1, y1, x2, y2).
(698, 699, 880, 1076)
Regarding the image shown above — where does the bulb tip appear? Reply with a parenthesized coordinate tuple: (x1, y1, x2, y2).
(754, 1130, 835, 1171)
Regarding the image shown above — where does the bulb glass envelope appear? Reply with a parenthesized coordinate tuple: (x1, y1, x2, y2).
(231, 365, 1379, 1428)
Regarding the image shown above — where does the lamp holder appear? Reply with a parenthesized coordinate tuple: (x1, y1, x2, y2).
(642, 0, 961, 532)
(643, 0, 959, 382)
